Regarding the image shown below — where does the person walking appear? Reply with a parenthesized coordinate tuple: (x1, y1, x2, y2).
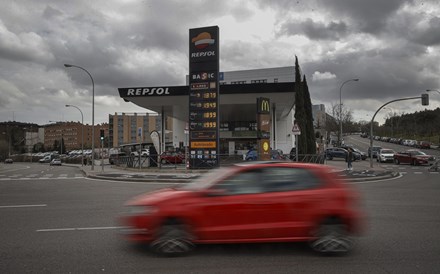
(346, 148, 353, 171)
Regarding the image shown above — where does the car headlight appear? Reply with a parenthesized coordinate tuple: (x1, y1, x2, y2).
(127, 205, 158, 215)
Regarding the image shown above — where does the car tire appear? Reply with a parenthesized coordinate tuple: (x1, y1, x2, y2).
(309, 219, 352, 255)
(394, 159, 400, 165)
(150, 222, 194, 256)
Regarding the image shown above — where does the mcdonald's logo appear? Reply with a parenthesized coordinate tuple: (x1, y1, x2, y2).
(257, 97, 270, 114)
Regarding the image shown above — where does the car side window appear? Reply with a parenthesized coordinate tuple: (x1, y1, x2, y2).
(212, 169, 263, 195)
(262, 167, 321, 192)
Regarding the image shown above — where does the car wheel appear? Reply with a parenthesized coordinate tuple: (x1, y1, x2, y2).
(309, 219, 352, 255)
(394, 159, 400, 165)
(150, 222, 194, 256)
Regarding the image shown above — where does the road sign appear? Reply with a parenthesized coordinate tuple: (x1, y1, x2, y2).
(292, 123, 301, 135)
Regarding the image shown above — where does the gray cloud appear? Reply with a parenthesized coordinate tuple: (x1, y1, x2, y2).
(279, 19, 348, 40)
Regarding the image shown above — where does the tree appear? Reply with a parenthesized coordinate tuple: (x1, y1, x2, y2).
(302, 75, 316, 154)
(294, 56, 316, 154)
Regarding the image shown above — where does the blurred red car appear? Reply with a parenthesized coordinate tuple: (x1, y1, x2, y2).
(160, 151, 184, 164)
(120, 162, 364, 256)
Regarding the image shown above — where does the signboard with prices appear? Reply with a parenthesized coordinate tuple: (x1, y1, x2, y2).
(188, 26, 220, 169)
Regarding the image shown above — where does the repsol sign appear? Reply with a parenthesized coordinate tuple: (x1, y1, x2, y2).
(126, 88, 170, 96)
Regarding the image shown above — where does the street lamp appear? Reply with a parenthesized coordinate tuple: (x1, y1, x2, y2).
(64, 64, 95, 170)
(66, 104, 84, 166)
(426, 89, 440, 95)
(339, 79, 359, 146)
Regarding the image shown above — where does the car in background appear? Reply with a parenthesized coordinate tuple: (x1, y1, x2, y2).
(367, 146, 382, 158)
(325, 147, 348, 160)
(393, 150, 436, 166)
(120, 162, 364, 256)
(50, 158, 62, 166)
(417, 141, 431, 149)
(377, 149, 395, 163)
(4, 158, 13, 164)
(131, 149, 150, 157)
(352, 148, 367, 160)
(39, 155, 52, 163)
(160, 151, 184, 164)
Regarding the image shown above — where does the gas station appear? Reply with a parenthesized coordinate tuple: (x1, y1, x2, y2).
(118, 26, 297, 168)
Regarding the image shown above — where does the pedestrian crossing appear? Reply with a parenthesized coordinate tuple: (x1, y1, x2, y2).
(0, 174, 85, 180)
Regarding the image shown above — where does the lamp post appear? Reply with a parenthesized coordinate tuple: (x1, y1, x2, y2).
(64, 64, 95, 170)
(66, 104, 84, 166)
(426, 89, 440, 95)
(339, 79, 359, 146)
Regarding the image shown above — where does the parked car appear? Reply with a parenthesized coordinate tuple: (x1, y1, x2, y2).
(418, 141, 431, 149)
(325, 147, 348, 160)
(39, 155, 52, 163)
(160, 152, 184, 164)
(352, 148, 367, 160)
(245, 148, 258, 161)
(131, 149, 150, 157)
(4, 158, 13, 164)
(377, 149, 395, 163)
(367, 146, 382, 158)
(120, 162, 365, 256)
(393, 150, 436, 166)
(50, 158, 62, 166)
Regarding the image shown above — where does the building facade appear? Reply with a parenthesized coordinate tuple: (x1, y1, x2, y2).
(108, 113, 172, 149)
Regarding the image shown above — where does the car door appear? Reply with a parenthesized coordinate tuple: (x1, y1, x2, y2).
(196, 169, 268, 241)
(255, 167, 324, 238)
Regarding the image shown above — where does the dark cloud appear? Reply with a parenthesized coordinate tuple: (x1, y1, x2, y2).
(279, 19, 348, 40)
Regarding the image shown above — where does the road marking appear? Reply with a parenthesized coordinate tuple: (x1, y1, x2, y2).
(0, 204, 47, 209)
(36, 226, 124, 232)
(414, 172, 423, 174)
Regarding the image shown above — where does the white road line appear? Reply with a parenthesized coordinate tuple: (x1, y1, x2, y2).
(0, 204, 47, 209)
(36, 226, 124, 232)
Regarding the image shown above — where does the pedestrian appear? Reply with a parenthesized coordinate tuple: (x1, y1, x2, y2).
(346, 148, 353, 171)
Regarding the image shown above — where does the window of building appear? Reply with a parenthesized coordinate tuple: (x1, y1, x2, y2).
(251, 79, 267, 84)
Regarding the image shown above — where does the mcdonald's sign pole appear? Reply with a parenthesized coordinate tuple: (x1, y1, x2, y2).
(257, 97, 271, 160)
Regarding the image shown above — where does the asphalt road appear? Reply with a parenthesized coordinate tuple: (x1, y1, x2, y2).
(1, 160, 439, 273)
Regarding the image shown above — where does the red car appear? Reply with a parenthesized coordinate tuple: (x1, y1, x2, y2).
(393, 149, 436, 165)
(160, 152, 184, 164)
(120, 162, 364, 256)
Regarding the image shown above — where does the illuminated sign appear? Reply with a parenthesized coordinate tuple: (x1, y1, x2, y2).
(191, 141, 217, 149)
(189, 26, 219, 169)
(257, 97, 270, 114)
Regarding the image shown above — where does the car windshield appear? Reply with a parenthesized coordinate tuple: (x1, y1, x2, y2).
(180, 167, 237, 191)
(410, 151, 426, 156)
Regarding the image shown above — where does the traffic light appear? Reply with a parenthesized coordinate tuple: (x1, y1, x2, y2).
(100, 129, 104, 140)
(421, 93, 429, 106)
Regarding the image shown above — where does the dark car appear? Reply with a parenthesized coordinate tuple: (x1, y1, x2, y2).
(393, 150, 436, 166)
(325, 147, 348, 160)
(120, 162, 364, 256)
(4, 158, 13, 164)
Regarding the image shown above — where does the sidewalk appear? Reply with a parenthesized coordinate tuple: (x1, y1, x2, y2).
(71, 158, 399, 183)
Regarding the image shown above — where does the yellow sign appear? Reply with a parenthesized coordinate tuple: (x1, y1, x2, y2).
(263, 141, 269, 152)
(191, 141, 217, 148)
(257, 97, 270, 114)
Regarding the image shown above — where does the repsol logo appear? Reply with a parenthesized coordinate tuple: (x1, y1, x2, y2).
(127, 88, 170, 96)
(191, 51, 215, 58)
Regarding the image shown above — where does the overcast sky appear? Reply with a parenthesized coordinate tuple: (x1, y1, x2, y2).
(1, 0, 439, 126)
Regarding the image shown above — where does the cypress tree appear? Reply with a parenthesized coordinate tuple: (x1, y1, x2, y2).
(294, 56, 307, 154)
(303, 75, 316, 154)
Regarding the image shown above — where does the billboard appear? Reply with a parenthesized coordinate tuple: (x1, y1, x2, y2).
(188, 26, 219, 169)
